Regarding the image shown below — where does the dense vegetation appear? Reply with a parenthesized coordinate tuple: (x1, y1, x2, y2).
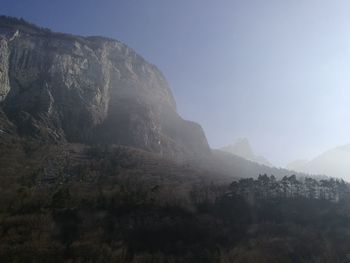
(1, 137, 350, 262)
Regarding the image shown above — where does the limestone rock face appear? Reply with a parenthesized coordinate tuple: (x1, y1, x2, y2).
(0, 16, 210, 159)
(0, 36, 10, 101)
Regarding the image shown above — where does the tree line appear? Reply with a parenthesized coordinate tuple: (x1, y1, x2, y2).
(227, 174, 350, 203)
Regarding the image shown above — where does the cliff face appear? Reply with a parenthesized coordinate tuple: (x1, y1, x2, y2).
(0, 16, 210, 159)
(0, 36, 10, 101)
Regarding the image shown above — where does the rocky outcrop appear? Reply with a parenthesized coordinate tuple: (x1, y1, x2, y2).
(0, 36, 10, 101)
(0, 16, 210, 159)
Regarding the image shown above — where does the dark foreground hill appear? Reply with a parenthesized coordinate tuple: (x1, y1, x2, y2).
(1, 135, 350, 262)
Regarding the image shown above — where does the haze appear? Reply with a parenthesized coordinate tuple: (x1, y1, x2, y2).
(3, 0, 350, 167)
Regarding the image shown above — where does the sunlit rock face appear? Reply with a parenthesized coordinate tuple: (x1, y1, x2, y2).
(0, 16, 210, 159)
(0, 36, 10, 101)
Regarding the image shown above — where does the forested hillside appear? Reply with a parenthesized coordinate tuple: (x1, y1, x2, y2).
(1, 137, 350, 262)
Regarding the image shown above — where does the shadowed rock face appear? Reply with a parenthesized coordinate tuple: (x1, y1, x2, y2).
(0, 16, 210, 159)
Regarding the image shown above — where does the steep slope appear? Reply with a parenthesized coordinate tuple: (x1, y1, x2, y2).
(220, 138, 272, 166)
(0, 16, 210, 159)
(287, 144, 350, 180)
(194, 150, 304, 180)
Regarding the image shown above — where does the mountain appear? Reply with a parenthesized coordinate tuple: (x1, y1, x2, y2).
(220, 138, 272, 166)
(0, 16, 309, 182)
(286, 144, 350, 180)
(0, 16, 210, 160)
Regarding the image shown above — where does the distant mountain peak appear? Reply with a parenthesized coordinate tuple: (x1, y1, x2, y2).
(220, 138, 272, 166)
(286, 144, 350, 180)
(224, 138, 254, 159)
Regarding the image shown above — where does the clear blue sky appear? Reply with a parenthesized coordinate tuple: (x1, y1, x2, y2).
(2, 0, 350, 166)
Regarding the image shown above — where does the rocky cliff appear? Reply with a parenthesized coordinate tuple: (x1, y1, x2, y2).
(0, 16, 210, 159)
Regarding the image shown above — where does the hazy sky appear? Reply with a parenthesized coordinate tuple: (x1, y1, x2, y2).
(2, 0, 350, 166)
